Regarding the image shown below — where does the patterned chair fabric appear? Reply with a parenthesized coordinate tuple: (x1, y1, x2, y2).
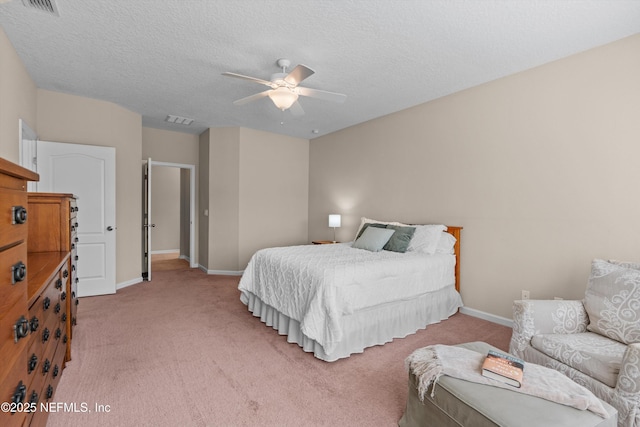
(510, 259, 640, 427)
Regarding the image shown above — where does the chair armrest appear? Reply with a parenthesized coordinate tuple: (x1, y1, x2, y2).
(510, 300, 589, 358)
(617, 343, 640, 397)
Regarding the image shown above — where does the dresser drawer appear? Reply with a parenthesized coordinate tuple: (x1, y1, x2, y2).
(0, 298, 30, 381)
(0, 188, 28, 249)
(0, 242, 28, 314)
(0, 345, 29, 427)
(39, 276, 61, 327)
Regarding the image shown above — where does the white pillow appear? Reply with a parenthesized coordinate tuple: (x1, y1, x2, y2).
(354, 217, 408, 241)
(352, 227, 395, 252)
(407, 224, 447, 255)
(435, 231, 456, 254)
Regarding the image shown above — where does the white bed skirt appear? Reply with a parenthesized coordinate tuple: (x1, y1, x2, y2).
(242, 285, 463, 362)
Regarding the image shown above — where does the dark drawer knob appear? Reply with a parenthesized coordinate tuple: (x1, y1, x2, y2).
(61, 292, 67, 301)
(63, 269, 69, 278)
(75, 299, 79, 306)
(28, 390, 38, 406)
(12, 381, 26, 406)
(12, 261, 26, 284)
(28, 353, 38, 373)
(12, 206, 27, 224)
(43, 296, 51, 310)
(46, 385, 54, 399)
(30, 316, 39, 332)
(61, 313, 67, 323)
(52, 365, 60, 378)
(75, 255, 79, 261)
(74, 237, 79, 242)
(13, 315, 30, 342)
(55, 328, 61, 339)
(42, 359, 51, 374)
(42, 327, 50, 343)
(54, 303, 61, 314)
(63, 334, 68, 344)
(72, 316, 77, 326)
(55, 278, 63, 289)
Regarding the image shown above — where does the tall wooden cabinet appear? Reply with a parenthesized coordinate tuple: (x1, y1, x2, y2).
(0, 158, 79, 427)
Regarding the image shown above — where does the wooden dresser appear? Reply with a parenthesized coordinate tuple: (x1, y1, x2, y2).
(27, 192, 79, 363)
(0, 158, 78, 427)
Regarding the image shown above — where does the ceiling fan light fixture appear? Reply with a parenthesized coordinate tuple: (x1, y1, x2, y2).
(268, 87, 298, 110)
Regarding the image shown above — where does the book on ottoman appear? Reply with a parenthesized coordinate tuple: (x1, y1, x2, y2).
(481, 349, 524, 388)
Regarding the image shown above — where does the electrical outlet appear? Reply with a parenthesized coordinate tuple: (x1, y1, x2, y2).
(521, 290, 530, 300)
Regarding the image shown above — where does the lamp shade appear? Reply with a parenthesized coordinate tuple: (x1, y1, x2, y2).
(268, 87, 299, 110)
(328, 214, 341, 228)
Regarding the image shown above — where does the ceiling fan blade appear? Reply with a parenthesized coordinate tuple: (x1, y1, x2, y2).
(233, 90, 271, 106)
(296, 86, 347, 104)
(289, 100, 305, 116)
(284, 64, 315, 86)
(222, 72, 274, 87)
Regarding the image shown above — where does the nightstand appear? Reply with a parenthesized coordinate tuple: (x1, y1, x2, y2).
(312, 240, 338, 244)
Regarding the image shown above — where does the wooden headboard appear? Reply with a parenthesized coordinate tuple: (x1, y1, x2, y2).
(445, 226, 463, 293)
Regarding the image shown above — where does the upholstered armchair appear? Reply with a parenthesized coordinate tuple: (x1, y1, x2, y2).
(509, 259, 640, 427)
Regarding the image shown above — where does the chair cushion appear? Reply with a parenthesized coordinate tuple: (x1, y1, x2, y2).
(531, 332, 626, 388)
(584, 259, 640, 345)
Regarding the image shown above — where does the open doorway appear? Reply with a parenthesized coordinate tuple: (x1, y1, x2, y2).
(142, 159, 196, 280)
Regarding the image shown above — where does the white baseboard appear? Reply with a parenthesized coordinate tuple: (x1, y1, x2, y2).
(199, 264, 244, 276)
(459, 306, 513, 328)
(117, 276, 144, 290)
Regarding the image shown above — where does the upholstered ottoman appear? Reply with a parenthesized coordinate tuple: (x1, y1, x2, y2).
(399, 341, 618, 427)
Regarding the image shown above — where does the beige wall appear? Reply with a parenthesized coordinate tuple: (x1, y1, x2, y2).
(142, 127, 200, 261)
(142, 127, 200, 165)
(309, 34, 640, 319)
(207, 127, 241, 271)
(0, 27, 37, 162)
(37, 89, 143, 285)
(201, 127, 309, 271)
(149, 166, 180, 251)
(238, 128, 309, 266)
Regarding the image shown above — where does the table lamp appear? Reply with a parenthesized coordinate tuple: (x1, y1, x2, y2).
(328, 214, 341, 243)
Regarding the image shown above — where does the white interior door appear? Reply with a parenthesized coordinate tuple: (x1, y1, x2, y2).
(37, 140, 116, 297)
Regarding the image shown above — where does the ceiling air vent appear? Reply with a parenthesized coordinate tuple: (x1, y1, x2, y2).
(22, 0, 60, 16)
(165, 115, 194, 126)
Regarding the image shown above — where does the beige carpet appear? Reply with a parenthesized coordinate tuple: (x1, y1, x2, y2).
(48, 269, 512, 427)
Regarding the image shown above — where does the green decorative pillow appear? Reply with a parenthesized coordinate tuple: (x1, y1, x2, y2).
(355, 222, 387, 240)
(352, 227, 395, 252)
(383, 225, 416, 253)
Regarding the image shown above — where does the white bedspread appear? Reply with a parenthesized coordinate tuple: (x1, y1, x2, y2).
(238, 243, 456, 355)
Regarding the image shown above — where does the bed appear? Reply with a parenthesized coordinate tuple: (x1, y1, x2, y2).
(238, 222, 463, 362)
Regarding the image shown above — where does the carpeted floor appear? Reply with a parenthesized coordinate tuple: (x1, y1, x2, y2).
(48, 269, 512, 427)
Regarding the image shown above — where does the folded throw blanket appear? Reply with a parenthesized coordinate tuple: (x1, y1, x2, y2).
(405, 344, 609, 419)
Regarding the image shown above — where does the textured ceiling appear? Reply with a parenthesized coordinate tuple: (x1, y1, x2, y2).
(1, 0, 639, 139)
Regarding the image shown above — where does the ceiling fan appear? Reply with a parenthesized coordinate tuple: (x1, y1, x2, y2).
(222, 59, 346, 116)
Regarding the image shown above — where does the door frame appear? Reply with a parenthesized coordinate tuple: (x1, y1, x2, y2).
(147, 160, 197, 271)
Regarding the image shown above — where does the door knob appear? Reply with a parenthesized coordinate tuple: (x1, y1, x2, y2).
(107, 226, 115, 231)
